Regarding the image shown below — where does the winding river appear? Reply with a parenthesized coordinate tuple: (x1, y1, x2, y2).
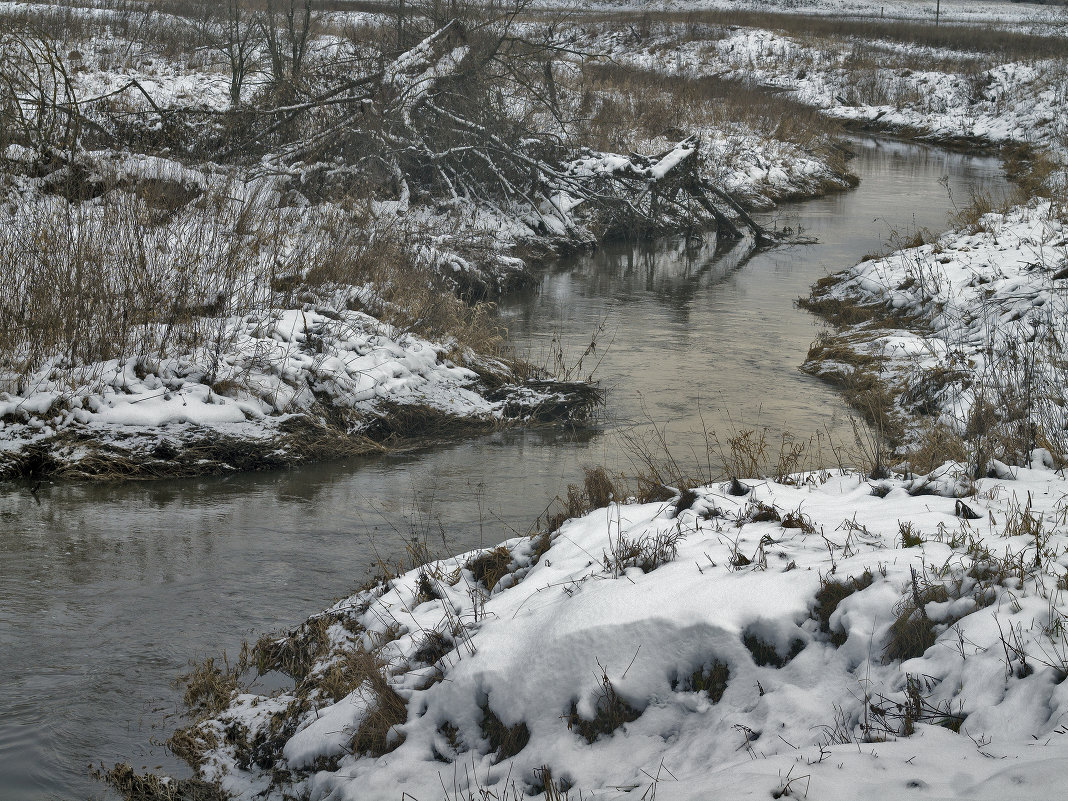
(0, 137, 1007, 800)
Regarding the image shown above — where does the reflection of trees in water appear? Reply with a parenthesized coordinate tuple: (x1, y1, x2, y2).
(591, 235, 755, 316)
(499, 231, 757, 356)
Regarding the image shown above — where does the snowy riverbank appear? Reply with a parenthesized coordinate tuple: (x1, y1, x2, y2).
(146, 459, 1068, 800)
(802, 198, 1068, 471)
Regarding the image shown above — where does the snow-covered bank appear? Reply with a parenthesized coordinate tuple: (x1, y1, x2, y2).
(0, 305, 599, 480)
(594, 21, 1068, 165)
(145, 460, 1068, 800)
(802, 198, 1068, 470)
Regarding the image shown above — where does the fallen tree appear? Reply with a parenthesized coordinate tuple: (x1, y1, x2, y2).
(2, 6, 769, 248)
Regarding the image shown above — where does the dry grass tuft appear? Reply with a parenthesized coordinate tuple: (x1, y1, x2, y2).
(582, 465, 618, 509)
(742, 631, 805, 668)
(813, 570, 875, 646)
(673, 659, 730, 702)
(529, 530, 554, 565)
(166, 725, 219, 771)
(178, 656, 240, 717)
(480, 701, 531, 761)
(546, 465, 624, 529)
(351, 679, 408, 757)
(673, 487, 701, 518)
(908, 421, 969, 475)
(603, 527, 684, 574)
(415, 569, 442, 605)
(316, 649, 378, 703)
(411, 630, 453, 667)
(247, 615, 333, 681)
(800, 296, 886, 328)
(566, 669, 642, 744)
(465, 546, 514, 592)
(90, 763, 227, 801)
(884, 568, 950, 663)
(742, 500, 782, 524)
(899, 521, 925, 548)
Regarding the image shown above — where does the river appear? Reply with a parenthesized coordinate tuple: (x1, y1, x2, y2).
(0, 137, 1007, 800)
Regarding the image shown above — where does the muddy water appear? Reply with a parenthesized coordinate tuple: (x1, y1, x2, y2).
(0, 137, 1007, 800)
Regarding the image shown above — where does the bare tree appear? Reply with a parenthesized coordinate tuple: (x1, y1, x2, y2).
(221, 0, 259, 109)
(0, 28, 82, 163)
(263, 0, 313, 97)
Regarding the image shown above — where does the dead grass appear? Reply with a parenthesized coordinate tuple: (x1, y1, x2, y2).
(166, 725, 219, 771)
(90, 764, 228, 801)
(603, 527, 684, 574)
(411, 630, 453, 667)
(866, 673, 966, 738)
(742, 631, 805, 668)
(883, 584, 946, 662)
(246, 615, 333, 681)
(529, 530, 554, 564)
(480, 701, 531, 761)
(415, 569, 442, 605)
(178, 656, 240, 717)
(909, 421, 969, 475)
(465, 546, 513, 592)
(578, 62, 849, 179)
(316, 648, 378, 702)
(813, 570, 875, 646)
(351, 679, 408, 756)
(673, 659, 730, 702)
(899, 521, 926, 548)
(580, 9, 1068, 61)
(565, 668, 642, 744)
(582, 465, 617, 509)
(800, 295, 887, 328)
(546, 465, 624, 530)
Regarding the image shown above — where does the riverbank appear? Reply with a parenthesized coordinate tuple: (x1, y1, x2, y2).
(802, 196, 1068, 472)
(118, 456, 1068, 800)
(583, 11, 1068, 171)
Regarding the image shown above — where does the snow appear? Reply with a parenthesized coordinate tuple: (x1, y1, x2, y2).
(382, 23, 471, 123)
(0, 301, 575, 466)
(176, 460, 1068, 799)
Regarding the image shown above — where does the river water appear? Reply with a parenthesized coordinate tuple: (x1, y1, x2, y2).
(0, 137, 1007, 800)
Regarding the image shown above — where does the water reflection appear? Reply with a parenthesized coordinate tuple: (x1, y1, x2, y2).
(0, 136, 1006, 800)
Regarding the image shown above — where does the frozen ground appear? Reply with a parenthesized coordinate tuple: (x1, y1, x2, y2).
(168, 459, 1068, 800)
